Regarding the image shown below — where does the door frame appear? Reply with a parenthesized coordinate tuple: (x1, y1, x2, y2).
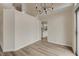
(75, 7, 79, 56)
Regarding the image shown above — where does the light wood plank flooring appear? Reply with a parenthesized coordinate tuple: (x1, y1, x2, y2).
(0, 40, 75, 56)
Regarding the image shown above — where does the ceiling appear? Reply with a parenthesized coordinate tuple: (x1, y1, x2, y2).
(12, 3, 73, 17)
(25, 3, 73, 16)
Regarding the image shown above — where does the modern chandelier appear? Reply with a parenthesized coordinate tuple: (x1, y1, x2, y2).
(35, 3, 53, 15)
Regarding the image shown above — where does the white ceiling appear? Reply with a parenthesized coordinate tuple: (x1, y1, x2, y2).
(25, 3, 73, 16)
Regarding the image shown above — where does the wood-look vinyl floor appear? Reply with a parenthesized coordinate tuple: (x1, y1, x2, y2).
(0, 40, 75, 56)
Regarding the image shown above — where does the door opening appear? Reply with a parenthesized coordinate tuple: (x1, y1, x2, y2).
(41, 21, 48, 41)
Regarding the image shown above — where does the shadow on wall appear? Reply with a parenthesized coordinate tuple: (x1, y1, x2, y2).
(13, 3, 22, 11)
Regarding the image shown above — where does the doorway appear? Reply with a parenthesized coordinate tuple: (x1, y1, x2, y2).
(41, 21, 48, 41)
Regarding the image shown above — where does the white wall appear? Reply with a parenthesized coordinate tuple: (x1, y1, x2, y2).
(0, 8, 41, 52)
(15, 10, 41, 50)
(0, 7, 3, 49)
(0, 4, 15, 52)
(48, 6, 74, 47)
(3, 9, 15, 51)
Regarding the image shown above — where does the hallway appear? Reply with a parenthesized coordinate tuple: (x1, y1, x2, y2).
(0, 40, 75, 56)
